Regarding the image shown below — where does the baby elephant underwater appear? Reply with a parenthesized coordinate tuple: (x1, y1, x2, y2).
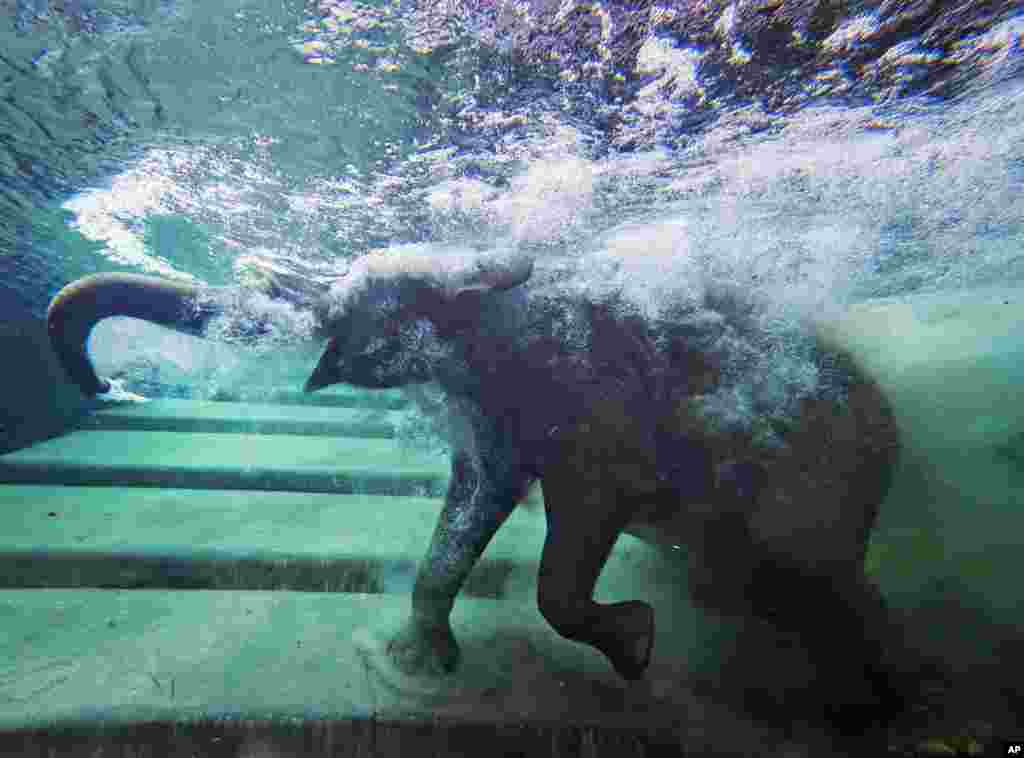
(47, 249, 909, 731)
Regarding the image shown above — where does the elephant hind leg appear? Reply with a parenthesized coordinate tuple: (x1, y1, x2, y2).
(573, 600, 654, 681)
(536, 478, 655, 681)
(742, 551, 912, 732)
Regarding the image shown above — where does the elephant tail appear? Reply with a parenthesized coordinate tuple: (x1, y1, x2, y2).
(47, 273, 226, 397)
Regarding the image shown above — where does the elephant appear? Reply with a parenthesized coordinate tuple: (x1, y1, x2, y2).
(47, 249, 911, 731)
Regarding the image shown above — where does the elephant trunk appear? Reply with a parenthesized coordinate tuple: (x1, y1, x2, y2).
(46, 273, 225, 396)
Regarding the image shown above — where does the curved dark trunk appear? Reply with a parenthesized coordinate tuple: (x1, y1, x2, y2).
(46, 273, 226, 396)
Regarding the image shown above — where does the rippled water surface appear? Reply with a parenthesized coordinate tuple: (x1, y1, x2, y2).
(2, 1, 1022, 325)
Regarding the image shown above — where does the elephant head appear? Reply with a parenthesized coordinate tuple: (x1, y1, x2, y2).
(45, 250, 532, 399)
(304, 248, 534, 391)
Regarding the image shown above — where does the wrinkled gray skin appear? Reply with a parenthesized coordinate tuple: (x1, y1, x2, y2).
(47, 251, 907, 729)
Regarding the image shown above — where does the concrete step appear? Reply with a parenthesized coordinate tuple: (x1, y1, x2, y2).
(262, 387, 411, 409)
(0, 589, 641, 729)
(0, 720, 680, 757)
(0, 485, 719, 749)
(0, 486, 515, 595)
(0, 546, 509, 596)
(0, 430, 449, 496)
(0, 588, 819, 757)
(78, 399, 406, 438)
(0, 485, 685, 604)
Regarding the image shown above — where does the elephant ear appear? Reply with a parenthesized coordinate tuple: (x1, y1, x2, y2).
(315, 248, 534, 336)
(438, 250, 534, 299)
(353, 248, 531, 297)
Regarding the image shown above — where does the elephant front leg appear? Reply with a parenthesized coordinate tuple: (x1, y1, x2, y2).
(385, 451, 521, 677)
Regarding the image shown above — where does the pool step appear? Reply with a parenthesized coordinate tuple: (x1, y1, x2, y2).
(77, 399, 406, 438)
(262, 386, 411, 409)
(0, 486, 521, 595)
(1, 720, 675, 758)
(0, 484, 683, 605)
(0, 588, 809, 756)
(0, 589, 651, 729)
(0, 429, 449, 495)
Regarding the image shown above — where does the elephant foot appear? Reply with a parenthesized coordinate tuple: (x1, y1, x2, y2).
(351, 619, 459, 698)
(795, 645, 946, 737)
(590, 600, 656, 681)
(387, 617, 461, 676)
